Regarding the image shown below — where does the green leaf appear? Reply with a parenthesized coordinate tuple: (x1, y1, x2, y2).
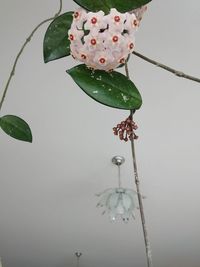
(0, 115, 32, 143)
(43, 12, 73, 63)
(67, 64, 142, 110)
(73, 0, 152, 13)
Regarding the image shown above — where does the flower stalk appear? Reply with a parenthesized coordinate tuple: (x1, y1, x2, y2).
(0, 0, 63, 113)
(125, 62, 153, 267)
(130, 109, 153, 267)
(133, 50, 200, 84)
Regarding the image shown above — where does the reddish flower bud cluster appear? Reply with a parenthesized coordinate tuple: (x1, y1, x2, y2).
(113, 116, 138, 142)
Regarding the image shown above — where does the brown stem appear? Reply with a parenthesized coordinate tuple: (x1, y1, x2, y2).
(133, 51, 200, 84)
(0, 0, 63, 112)
(130, 110, 153, 267)
(125, 60, 130, 79)
(125, 62, 153, 267)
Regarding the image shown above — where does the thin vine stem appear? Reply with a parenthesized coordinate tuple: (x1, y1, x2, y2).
(125, 60, 130, 79)
(125, 62, 153, 267)
(0, 0, 63, 112)
(130, 112, 153, 267)
(133, 51, 200, 84)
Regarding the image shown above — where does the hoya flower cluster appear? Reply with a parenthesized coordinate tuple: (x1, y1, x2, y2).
(68, 7, 146, 71)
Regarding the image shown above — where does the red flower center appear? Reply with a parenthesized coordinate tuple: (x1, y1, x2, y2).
(91, 17, 97, 24)
(74, 12, 79, 19)
(133, 19, 138, 26)
(129, 43, 134, 50)
(81, 54, 87, 59)
(119, 58, 125, 64)
(69, 34, 74, 41)
(99, 58, 106, 64)
(112, 36, 119, 43)
(114, 16, 120, 22)
(91, 39, 97, 45)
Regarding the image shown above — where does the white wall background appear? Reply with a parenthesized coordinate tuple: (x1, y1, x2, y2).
(0, 1, 200, 267)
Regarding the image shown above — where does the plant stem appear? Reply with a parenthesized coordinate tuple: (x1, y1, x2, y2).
(125, 60, 130, 79)
(130, 110, 153, 267)
(125, 61, 153, 267)
(133, 51, 200, 84)
(0, 0, 63, 112)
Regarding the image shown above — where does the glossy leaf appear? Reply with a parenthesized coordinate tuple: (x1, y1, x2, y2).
(43, 12, 73, 63)
(0, 115, 32, 142)
(67, 64, 142, 110)
(73, 0, 152, 13)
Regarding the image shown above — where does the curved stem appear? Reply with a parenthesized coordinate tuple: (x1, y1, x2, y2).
(125, 62, 153, 267)
(0, 0, 63, 112)
(133, 51, 200, 84)
(130, 110, 153, 267)
(125, 60, 130, 79)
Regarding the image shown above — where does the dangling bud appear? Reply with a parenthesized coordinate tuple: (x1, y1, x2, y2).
(113, 116, 138, 142)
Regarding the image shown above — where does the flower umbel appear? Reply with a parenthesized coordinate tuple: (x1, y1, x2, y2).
(113, 116, 138, 142)
(68, 7, 147, 71)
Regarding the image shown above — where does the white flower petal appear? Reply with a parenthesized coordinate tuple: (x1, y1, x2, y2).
(68, 7, 144, 71)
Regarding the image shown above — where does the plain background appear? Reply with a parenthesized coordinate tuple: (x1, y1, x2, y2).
(0, 0, 200, 266)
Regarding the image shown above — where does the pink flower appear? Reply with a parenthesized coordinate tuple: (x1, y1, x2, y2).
(84, 32, 104, 52)
(131, 5, 147, 22)
(71, 8, 87, 29)
(68, 7, 147, 71)
(106, 8, 126, 32)
(93, 50, 115, 71)
(104, 32, 126, 52)
(124, 13, 139, 33)
(68, 28, 84, 42)
(84, 11, 107, 33)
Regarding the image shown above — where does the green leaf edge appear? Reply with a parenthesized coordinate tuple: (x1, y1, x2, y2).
(43, 11, 73, 63)
(73, 0, 152, 13)
(0, 115, 33, 143)
(66, 65, 142, 110)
